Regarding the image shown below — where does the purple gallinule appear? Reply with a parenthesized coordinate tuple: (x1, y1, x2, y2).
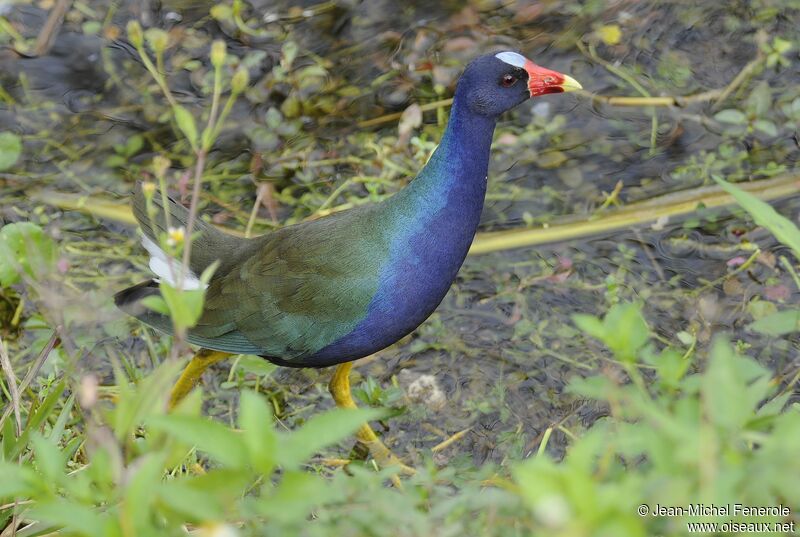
(116, 51, 581, 472)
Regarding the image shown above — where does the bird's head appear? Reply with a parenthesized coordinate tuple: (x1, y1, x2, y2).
(456, 51, 582, 117)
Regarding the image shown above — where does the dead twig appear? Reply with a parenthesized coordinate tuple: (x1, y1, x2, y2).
(32, 0, 72, 56)
(0, 335, 22, 436)
(469, 172, 800, 255)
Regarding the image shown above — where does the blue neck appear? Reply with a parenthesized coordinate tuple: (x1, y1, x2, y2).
(374, 96, 498, 323)
(308, 98, 498, 364)
(410, 95, 497, 207)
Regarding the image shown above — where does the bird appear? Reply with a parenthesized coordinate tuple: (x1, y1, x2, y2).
(115, 51, 581, 473)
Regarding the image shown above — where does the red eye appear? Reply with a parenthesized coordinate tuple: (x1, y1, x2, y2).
(501, 74, 516, 87)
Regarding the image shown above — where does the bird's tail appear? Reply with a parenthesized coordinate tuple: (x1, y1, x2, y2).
(113, 278, 174, 334)
(131, 181, 235, 276)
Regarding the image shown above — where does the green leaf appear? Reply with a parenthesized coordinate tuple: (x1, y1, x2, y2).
(571, 314, 605, 340)
(567, 375, 617, 400)
(713, 176, 800, 258)
(140, 294, 169, 315)
(747, 298, 777, 320)
(0, 461, 43, 499)
(236, 355, 277, 377)
(238, 391, 277, 474)
(702, 337, 771, 432)
(210, 4, 232, 20)
(121, 452, 168, 536)
(111, 359, 183, 441)
(753, 119, 778, 137)
(714, 109, 747, 125)
(749, 308, 800, 336)
(747, 82, 771, 118)
(159, 282, 206, 330)
(0, 132, 22, 171)
(158, 478, 227, 522)
(259, 471, 335, 522)
(149, 414, 248, 468)
(278, 407, 384, 467)
(281, 40, 298, 69)
(0, 222, 58, 287)
(123, 134, 144, 157)
(173, 105, 198, 149)
(31, 432, 65, 484)
(772, 37, 792, 55)
(651, 347, 690, 387)
(574, 303, 649, 362)
(28, 500, 111, 537)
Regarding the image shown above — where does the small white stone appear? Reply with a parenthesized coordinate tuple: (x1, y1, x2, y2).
(495, 51, 527, 68)
(406, 374, 446, 411)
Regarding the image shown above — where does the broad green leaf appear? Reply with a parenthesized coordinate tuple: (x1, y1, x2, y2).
(702, 338, 771, 432)
(747, 297, 777, 320)
(112, 359, 182, 441)
(236, 355, 277, 377)
(604, 302, 649, 361)
(646, 347, 690, 387)
(0, 132, 22, 171)
(173, 105, 198, 149)
(753, 119, 778, 137)
(574, 303, 649, 362)
(28, 500, 111, 537)
(714, 176, 800, 258)
(0, 461, 42, 498)
(0, 222, 58, 287)
(238, 391, 277, 474)
(772, 37, 792, 54)
(747, 81, 771, 117)
(714, 109, 747, 125)
(121, 452, 168, 536)
(140, 294, 169, 315)
(158, 479, 227, 522)
(123, 134, 144, 157)
(159, 282, 206, 330)
(749, 308, 800, 336)
(277, 407, 383, 467)
(259, 471, 335, 522)
(210, 4, 232, 20)
(281, 40, 298, 69)
(149, 414, 248, 468)
(571, 314, 605, 340)
(31, 432, 65, 485)
(566, 375, 616, 400)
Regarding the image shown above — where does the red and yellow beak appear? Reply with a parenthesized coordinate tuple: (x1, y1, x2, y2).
(524, 60, 582, 97)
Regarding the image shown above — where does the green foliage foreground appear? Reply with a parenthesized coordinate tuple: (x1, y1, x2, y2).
(1, 178, 800, 535)
(1, 296, 798, 536)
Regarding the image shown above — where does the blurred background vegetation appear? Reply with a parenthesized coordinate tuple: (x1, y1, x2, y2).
(1, 0, 799, 535)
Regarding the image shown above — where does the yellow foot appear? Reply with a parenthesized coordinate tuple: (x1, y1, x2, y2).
(168, 349, 233, 409)
(329, 362, 415, 476)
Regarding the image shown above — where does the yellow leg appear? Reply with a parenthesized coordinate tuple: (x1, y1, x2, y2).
(168, 349, 233, 409)
(329, 362, 415, 476)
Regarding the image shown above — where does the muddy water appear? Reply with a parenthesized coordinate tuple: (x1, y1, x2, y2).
(1, 1, 798, 462)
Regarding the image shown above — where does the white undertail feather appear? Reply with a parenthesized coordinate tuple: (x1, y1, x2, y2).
(495, 51, 527, 68)
(141, 235, 206, 291)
